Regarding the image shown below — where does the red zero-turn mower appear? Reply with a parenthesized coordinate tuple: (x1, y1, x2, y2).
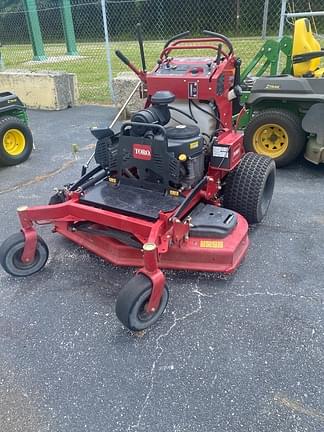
(0, 27, 276, 331)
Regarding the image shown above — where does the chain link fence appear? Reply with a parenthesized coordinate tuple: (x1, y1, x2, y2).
(0, 0, 323, 104)
(280, 0, 324, 35)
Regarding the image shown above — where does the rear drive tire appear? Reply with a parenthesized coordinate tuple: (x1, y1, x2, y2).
(223, 152, 276, 224)
(115, 273, 169, 331)
(244, 109, 305, 167)
(0, 232, 49, 277)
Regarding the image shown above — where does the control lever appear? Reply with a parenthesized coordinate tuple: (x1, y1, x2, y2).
(202, 30, 234, 54)
(165, 57, 174, 68)
(164, 31, 191, 49)
(136, 23, 147, 73)
(215, 43, 222, 65)
(115, 50, 146, 82)
(115, 50, 131, 67)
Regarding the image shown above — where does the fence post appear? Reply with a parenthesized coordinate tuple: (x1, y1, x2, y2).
(60, 0, 79, 56)
(277, 0, 288, 74)
(236, 0, 240, 34)
(100, 0, 115, 103)
(23, 0, 47, 61)
(262, 0, 270, 39)
(0, 43, 4, 71)
(278, 0, 288, 39)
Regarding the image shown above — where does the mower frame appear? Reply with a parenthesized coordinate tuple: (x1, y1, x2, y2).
(0, 29, 275, 330)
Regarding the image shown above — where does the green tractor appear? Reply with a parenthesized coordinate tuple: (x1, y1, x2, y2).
(240, 18, 324, 167)
(0, 91, 33, 166)
(0, 42, 33, 166)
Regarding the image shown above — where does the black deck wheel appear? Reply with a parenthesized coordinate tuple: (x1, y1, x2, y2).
(0, 117, 33, 166)
(115, 273, 169, 331)
(223, 152, 276, 224)
(0, 232, 49, 277)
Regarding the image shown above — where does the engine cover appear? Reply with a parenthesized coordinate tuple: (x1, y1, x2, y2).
(94, 121, 205, 190)
(165, 124, 205, 188)
(166, 125, 204, 158)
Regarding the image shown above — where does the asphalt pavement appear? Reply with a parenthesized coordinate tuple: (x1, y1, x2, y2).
(0, 106, 324, 432)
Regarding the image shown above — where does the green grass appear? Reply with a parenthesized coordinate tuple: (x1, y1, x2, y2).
(1, 38, 265, 104)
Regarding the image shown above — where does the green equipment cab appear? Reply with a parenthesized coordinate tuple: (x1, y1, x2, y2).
(241, 18, 324, 167)
(0, 91, 33, 166)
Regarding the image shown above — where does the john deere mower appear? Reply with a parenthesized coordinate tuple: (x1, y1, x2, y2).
(0, 91, 33, 166)
(243, 18, 324, 167)
(0, 27, 275, 331)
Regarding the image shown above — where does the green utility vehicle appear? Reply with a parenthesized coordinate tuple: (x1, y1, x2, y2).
(240, 18, 324, 167)
(0, 91, 33, 166)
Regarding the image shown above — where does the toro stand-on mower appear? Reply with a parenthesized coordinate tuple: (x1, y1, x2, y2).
(0, 27, 275, 331)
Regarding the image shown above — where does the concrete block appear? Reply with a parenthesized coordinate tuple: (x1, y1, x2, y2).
(113, 72, 145, 117)
(0, 70, 79, 110)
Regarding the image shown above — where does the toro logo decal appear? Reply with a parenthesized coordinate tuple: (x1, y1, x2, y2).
(133, 144, 152, 160)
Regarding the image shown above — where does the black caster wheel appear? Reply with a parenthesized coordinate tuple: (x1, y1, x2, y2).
(0, 232, 49, 277)
(115, 273, 169, 331)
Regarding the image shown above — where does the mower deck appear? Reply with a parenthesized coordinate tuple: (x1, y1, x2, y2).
(53, 202, 249, 273)
(79, 181, 183, 221)
(55, 224, 249, 273)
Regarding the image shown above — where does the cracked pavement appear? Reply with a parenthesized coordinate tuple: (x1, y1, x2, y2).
(0, 106, 324, 432)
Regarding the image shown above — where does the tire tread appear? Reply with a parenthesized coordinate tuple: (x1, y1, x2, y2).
(223, 152, 275, 224)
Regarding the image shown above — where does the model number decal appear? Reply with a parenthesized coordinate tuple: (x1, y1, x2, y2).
(190, 140, 199, 149)
(265, 84, 280, 90)
(199, 240, 224, 249)
(213, 146, 229, 158)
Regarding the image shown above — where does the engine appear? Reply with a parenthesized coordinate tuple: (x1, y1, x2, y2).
(163, 124, 205, 188)
(94, 91, 206, 190)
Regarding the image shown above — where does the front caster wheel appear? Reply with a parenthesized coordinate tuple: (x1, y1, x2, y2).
(0, 232, 49, 277)
(115, 274, 169, 331)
